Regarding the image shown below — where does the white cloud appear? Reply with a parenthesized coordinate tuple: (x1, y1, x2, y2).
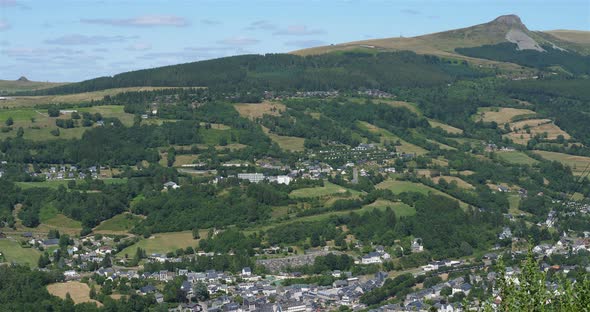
(0, 0, 29, 9)
(245, 20, 277, 31)
(127, 42, 152, 51)
(217, 36, 260, 46)
(44, 34, 137, 45)
(401, 9, 420, 15)
(274, 25, 324, 36)
(81, 15, 189, 27)
(201, 19, 222, 26)
(0, 20, 11, 31)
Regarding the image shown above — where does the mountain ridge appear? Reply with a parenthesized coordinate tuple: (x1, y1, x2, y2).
(291, 15, 590, 58)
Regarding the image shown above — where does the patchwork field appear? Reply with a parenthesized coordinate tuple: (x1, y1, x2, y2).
(117, 231, 201, 257)
(0, 105, 138, 140)
(234, 101, 286, 119)
(475, 107, 536, 125)
(47, 282, 102, 306)
(533, 150, 590, 175)
(289, 182, 362, 199)
(0, 239, 41, 267)
(497, 151, 539, 165)
(504, 122, 570, 145)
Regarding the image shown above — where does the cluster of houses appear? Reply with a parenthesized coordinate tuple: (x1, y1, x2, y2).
(84, 266, 396, 311)
(39, 165, 101, 180)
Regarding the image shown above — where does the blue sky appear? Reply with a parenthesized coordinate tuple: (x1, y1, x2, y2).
(1, 0, 589, 82)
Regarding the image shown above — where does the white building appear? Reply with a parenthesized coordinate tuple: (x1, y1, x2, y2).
(237, 173, 265, 183)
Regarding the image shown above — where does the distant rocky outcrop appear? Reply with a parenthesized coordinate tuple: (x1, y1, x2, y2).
(17, 76, 29, 82)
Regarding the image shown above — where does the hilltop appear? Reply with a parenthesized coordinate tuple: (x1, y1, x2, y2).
(0, 78, 68, 94)
(292, 14, 590, 60)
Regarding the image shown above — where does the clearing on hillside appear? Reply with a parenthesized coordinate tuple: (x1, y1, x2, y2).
(117, 231, 202, 257)
(363, 200, 416, 218)
(262, 126, 305, 152)
(234, 101, 286, 119)
(431, 176, 474, 189)
(47, 282, 102, 306)
(533, 150, 590, 176)
(357, 121, 428, 155)
(504, 122, 570, 145)
(2, 87, 187, 108)
(475, 107, 536, 125)
(428, 119, 463, 134)
(0, 239, 41, 267)
(94, 213, 142, 233)
(289, 182, 361, 199)
(497, 151, 539, 165)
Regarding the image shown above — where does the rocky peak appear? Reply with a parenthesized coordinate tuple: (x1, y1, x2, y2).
(492, 14, 527, 29)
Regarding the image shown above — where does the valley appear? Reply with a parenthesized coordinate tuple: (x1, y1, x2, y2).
(1, 12, 590, 312)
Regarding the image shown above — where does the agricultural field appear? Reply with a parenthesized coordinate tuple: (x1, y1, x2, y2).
(0, 239, 41, 267)
(428, 119, 463, 134)
(376, 179, 468, 208)
(533, 150, 590, 175)
(262, 126, 305, 152)
(475, 107, 536, 125)
(117, 231, 201, 257)
(47, 282, 102, 306)
(16, 180, 71, 190)
(497, 151, 539, 165)
(289, 181, 362, 199)
(93, 213, 142, 233)
(504, 122, 570, 145)
(357, 121, 428, 155)
(43, 214, 82, 230)
(0, 105, 138, 140)
(431, 176, 474, 189)
(234, 101, 286, 119)
(363, 199, 416, 218)
(0, 86, 184, 108)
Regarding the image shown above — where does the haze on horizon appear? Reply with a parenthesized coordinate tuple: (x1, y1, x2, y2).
(1, 0, 589, 82)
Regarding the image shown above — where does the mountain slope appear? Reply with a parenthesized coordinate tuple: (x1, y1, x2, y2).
(292, 15, 587, 62)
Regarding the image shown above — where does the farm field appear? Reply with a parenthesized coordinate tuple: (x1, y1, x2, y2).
(289, 181, 362, 199)
(94, 213, 142, 233)
(0, 239, 41, 267)
(0, 105, 138, 140)
(428, 119, 463, 134)
(431, 176, 474, 189)
(43, 214, 82, 230)
(504, 122, 570, 145)
(533, 150, 590, 175)
(475, 107, 536, 125)
(234, 101, 286, 119)
(117, 231, 201, 257)
(47, 282, 102, 306)
(363, 200, 417, 218)
(1, 86, 186, 108)
(262, 126, 305, 152)
(357, 121, 428, 155)
(376, 179, 468, 208)
(497, 151, 539, 165)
